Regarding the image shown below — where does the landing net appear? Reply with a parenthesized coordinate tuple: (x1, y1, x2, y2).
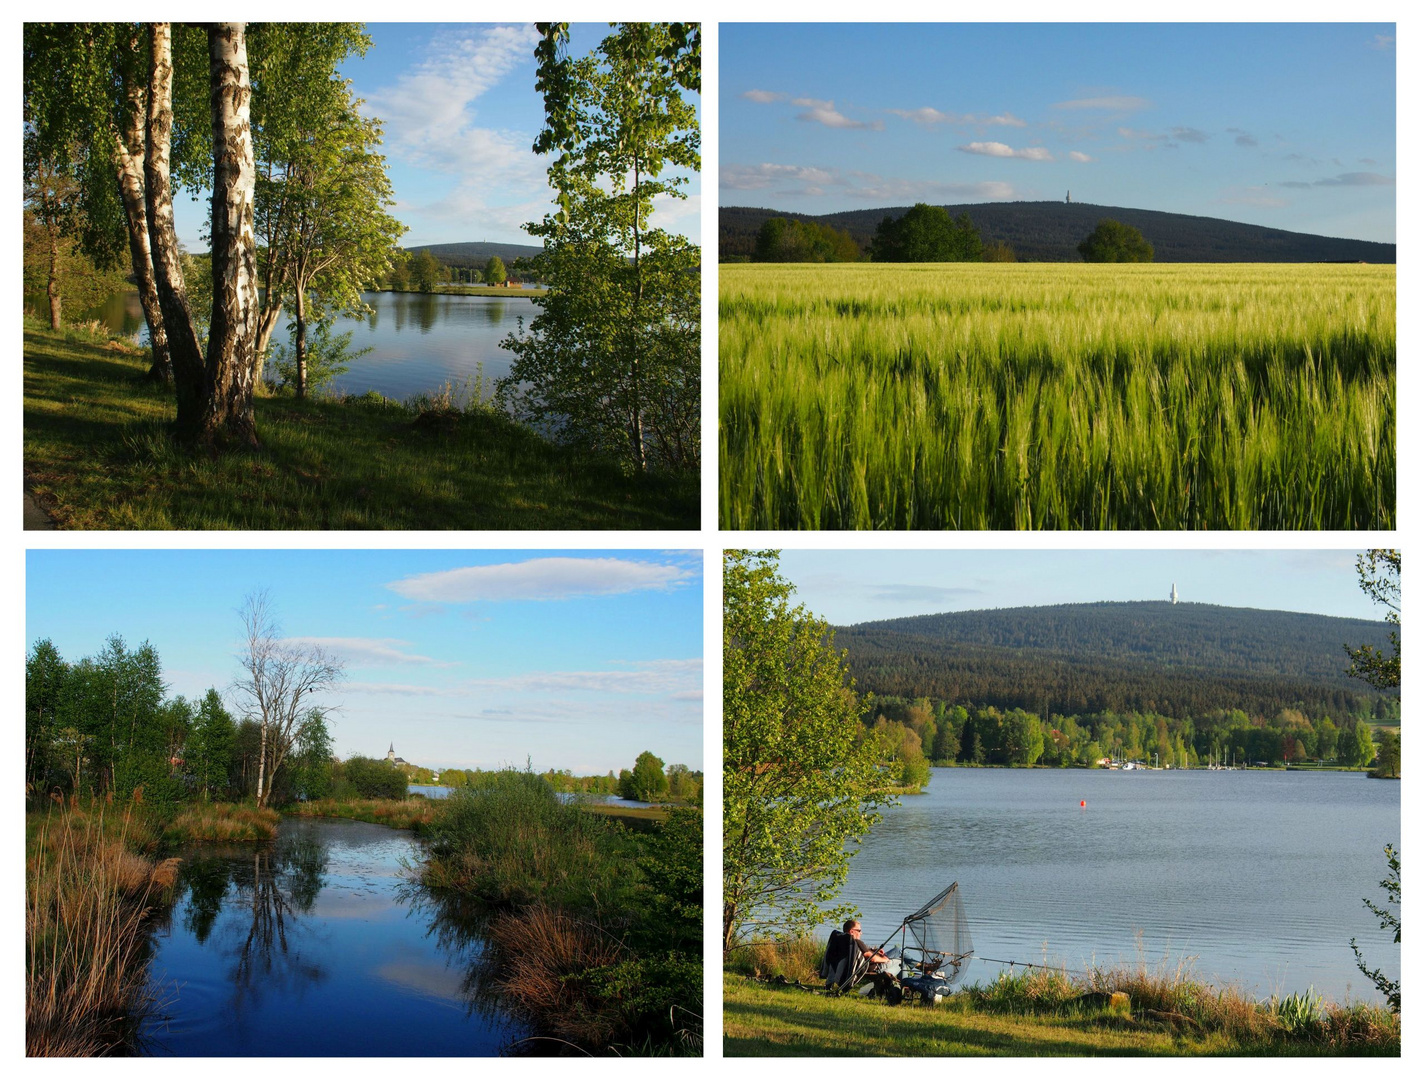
(898, 881, 973, 986)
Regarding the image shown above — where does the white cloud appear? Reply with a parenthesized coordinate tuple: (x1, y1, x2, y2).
(1053, 95, 1150, 112)
(1170, 126, 1210, 144)
(468, 658, 702, 697)
(742, 89, 786, 103)
(792, 98, 882, 130)
(362, 24, 548, 240)
(887, 108, 1025, 128)
(1372, 34, 1395, 51)
(843, 174, 1016, 202)
(1068, 150, 1092, 163)
(959, 141, 1054, 161)
(1279, 172, 1395, 189)
(281, 637, 456, 667)
(347, 658, 701, 698)
(721, 162, 1015, 203)
(720, 162, 844, 194)
(365, 24, 540, 173)
(386, 557, 694, 604)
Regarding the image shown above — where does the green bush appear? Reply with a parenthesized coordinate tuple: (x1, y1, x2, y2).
(423, 768, 634, 918)
(336, 755, 407, 800)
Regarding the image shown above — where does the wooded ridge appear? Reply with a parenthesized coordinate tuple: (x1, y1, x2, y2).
(720, 201, 1397, 263)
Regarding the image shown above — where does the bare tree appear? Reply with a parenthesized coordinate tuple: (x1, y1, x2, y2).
(234, 591, 343, 808)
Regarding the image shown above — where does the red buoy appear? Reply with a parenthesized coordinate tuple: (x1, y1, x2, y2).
(1080, 800, 1086, 807)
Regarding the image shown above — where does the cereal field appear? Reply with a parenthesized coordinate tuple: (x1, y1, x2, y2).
(719, 263, 1395, 530)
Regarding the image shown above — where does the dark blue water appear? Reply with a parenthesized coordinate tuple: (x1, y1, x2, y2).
(835, 767, 1400, 1004)
(139, 817, 526, 1056)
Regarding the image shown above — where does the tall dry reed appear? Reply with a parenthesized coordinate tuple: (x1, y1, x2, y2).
(26, 803, 179, 1056)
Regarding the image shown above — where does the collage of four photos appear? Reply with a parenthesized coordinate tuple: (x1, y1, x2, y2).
(20, 17, 1402, 1060)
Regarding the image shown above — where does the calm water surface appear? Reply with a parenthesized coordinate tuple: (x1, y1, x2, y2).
(82, 289, 537, 401)
(408, 785, 656, 809)
(139, 818, 526, 1056)
(836, 768, 1399, 1003)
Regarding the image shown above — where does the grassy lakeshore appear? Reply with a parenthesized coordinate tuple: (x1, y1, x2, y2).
(23, 322, 696, 530)
(720, 262, 1395, 530)
(723, 970, 1399, 1056)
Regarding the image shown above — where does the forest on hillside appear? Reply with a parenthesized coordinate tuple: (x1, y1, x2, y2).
(719, 202, 1398, 263)
(836, 602, 1397, 722)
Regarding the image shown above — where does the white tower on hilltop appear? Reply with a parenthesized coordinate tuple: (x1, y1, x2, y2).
(1170, 583, 1179, 605)
(1066, 190, 1072, 204)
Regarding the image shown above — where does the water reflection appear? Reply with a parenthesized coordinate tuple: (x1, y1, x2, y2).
(73, 289, 537, 401)
(142, 818, 526, 1056)
(169, 834, 330, 1016)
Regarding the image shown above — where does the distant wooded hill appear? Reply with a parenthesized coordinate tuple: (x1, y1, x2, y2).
(836, 601, 1398, 720)
(720, 202, 1397, 263)
(408, 241, 544, 268)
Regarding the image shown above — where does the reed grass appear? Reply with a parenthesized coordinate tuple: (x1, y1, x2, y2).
(26, 802, 179, 1056)
(163, 803, 280, 843)
(422, 771, 635, 918)
(285, 796, 441, 832)
(720, 263, 1395, 529)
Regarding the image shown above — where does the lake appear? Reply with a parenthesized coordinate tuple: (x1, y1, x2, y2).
(137, 817, 528, 1056)
(79, 289, 538, 402)
(409, 784, 659, 810)
(834, 767, 1399, 1004)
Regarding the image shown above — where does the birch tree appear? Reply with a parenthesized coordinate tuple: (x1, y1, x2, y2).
(234, 592, 344, 809)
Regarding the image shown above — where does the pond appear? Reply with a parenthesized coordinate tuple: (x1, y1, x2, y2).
(73, 289, 539, 402)
(833, 767, 1400, 1004)
(138, 817, 528, 1056)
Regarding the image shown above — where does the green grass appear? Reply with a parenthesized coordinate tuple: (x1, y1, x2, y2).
(723, 974, 1399, 1057)
(720, 263, 1394, 530)
(24, 321, 696, 529)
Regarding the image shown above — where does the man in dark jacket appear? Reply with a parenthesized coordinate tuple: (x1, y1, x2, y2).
(821, 918, 888, 988)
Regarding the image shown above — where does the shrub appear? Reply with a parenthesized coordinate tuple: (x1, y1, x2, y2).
(423, 769, 634, 919)
(337, 756, 408, 800)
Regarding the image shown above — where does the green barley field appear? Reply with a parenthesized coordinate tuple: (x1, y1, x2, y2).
(719, 263, 1395, 530)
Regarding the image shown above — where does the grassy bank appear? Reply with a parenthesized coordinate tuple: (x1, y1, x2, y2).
(723, 946, 1399, 1056)
(720, 262, 1395, 530)
(163, 803, 280, 843)
(419, 771, 703, 1055)
(283, 796, 441, 832)
(23, 321, 696, 529)
(26, 802, 179, 1056)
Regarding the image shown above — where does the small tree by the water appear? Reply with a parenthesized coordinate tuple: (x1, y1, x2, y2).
(1350, 844, 1400, 1013)
(483, 255, 507, 285)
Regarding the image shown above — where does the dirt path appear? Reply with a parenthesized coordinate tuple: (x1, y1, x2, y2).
(24, 490, 56, 530)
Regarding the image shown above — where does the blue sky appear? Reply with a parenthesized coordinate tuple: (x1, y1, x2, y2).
(775, 549, 1388, 627)
(721, 23, 1396, 242)
(173, 23, 701, 250)
(26, 550, 703, 775)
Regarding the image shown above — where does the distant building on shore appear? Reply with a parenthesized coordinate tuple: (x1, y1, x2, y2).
(386, 743, 410, 767)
